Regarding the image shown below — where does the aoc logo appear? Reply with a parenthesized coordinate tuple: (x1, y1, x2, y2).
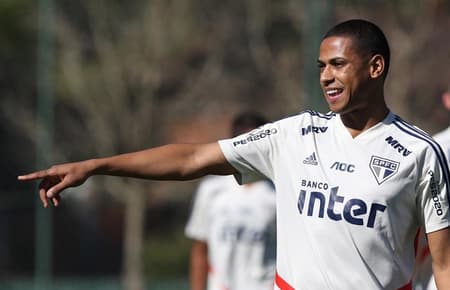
(297, 186, 386, 228)
(370, 156, 399, 185)
(233, 128, 278, 147)
(330, 161, 355, 173)
(301, 125, 328, 136)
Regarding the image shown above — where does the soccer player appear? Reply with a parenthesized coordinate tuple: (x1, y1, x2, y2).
(413, 89, 450, 290)
(433, 90, 450, 163)
(185, 112, 276, 290)
(18, 19, 450, 289)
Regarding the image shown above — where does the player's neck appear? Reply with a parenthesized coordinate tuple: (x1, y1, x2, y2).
(340, 103, 389, 138)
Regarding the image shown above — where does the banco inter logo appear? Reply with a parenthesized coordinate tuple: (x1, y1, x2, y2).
(369, 156, 399, 185)
(301, 125, 328, 136)
(221, 225, 266, 243)
(297, 186, 386, 228)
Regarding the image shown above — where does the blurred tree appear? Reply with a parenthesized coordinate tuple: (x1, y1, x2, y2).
(52, 0, 305, 287)
(54, 1, 198, 288)
(0, 0, 37, 277)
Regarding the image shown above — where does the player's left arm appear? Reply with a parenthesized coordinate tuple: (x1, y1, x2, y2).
(427, 227, 450, 289)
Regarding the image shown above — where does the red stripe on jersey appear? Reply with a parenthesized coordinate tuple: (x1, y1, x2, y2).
(274, 272, 414, 290)
(275, 272, 295, 290)
(416, 227, 431, 263)
(397, 281, 412, 290)
(414, 228, 421, 256)
(207, 266, 229, 290)
(274, 272, 415, 290)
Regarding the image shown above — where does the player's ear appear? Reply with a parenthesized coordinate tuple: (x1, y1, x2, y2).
(369, 54, 385, 79)
(442, 92, 450, 111)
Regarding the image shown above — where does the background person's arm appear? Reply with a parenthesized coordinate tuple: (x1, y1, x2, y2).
(190, 240, 208, 290)
(18, 142, 236, 207)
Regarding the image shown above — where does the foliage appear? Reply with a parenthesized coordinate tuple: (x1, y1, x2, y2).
(143, 227, 191, 278)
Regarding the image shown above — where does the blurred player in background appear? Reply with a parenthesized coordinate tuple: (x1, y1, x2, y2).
(18, 19, 450, 289)
(433, 90, 450, 161)
(413, 89, 450, 290)
(185, 112, 276, 290)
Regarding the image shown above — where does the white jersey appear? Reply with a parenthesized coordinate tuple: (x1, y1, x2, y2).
(185, 175, 276, 290)
(218, 111, 450, 290)
(412, 126, 450, 290)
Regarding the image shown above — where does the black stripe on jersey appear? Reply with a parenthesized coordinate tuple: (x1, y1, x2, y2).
(301, 110, 336, 120)
(393, 115, 450, 204)
(394, 116, 450, 183)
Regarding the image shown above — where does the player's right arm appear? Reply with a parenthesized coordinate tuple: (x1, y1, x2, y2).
(427, 227, 450, 290)
(189, 240, 208, 290)
(18, 142, 236, 208)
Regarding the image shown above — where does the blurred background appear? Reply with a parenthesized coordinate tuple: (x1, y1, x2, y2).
(1, 0, 450, 289)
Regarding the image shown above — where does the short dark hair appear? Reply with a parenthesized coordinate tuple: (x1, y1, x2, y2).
(323, 19, 390, 79)
(231, 111, 268, 137)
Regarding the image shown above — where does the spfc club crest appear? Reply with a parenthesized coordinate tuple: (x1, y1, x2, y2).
(369, 156, 399, 185)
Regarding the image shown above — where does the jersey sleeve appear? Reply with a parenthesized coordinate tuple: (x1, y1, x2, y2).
(416, 144, 450, 234)
(185, 177, 218, 241)
(218, 123, 279, 185)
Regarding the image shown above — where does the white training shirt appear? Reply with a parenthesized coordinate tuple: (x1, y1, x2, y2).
(185, 175, 277, 290)
(218, 111, 450, 290)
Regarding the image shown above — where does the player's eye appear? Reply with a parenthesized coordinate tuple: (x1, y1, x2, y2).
(331, 58, 346, 68)
(317, 61, 325, 70)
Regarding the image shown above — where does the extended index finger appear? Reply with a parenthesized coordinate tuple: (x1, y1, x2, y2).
(17, 169, 50, 181)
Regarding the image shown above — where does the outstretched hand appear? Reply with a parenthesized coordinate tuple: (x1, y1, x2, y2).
(18, 161, 93, 208)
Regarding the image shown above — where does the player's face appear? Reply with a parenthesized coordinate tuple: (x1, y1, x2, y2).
(318, 36, 372, 114)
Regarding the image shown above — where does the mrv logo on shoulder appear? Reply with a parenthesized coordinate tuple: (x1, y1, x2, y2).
(385, 136, 412, 156)
(301, 125, 328, 136)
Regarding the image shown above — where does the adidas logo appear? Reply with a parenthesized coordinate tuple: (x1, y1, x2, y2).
(303, 152, 318, 165)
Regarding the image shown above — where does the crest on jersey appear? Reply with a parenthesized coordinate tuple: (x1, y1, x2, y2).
(369, 156, 399, 185)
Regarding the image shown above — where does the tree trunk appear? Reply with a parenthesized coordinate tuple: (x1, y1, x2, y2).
(122, 184, 146, 290)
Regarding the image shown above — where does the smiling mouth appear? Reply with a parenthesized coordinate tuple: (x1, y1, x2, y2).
(325, 88, 344, 101)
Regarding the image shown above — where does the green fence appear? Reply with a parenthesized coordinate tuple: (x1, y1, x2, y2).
(0, 278, 189, 290)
